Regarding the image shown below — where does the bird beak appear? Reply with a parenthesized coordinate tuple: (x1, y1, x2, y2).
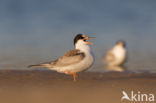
(84, 36, 96, 45)
(86, 37, 96, 40)
(86, 41, 94, 45)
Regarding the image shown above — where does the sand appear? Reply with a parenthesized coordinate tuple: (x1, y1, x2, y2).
(0, 70, 155, 103)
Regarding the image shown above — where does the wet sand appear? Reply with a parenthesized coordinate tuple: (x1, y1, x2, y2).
(0, 70, 155, 103)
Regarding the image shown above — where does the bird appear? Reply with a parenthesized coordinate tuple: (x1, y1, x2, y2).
(28, 34, 95, 82)
(103, 65, 126, 72)
(103, 40, 127, 66)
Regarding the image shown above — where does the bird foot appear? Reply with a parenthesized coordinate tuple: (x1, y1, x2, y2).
(66, 71, 78, 82)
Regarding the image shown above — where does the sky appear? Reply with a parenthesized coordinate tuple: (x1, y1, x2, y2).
(0, 0, 156, 72)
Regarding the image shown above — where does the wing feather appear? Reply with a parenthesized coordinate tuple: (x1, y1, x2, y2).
(52, 49, 85, 67)
(104, 48, 115, 63)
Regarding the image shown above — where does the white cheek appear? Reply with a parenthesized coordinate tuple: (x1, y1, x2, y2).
(77, 40, 86, 45)
(75, 40, 90, 52)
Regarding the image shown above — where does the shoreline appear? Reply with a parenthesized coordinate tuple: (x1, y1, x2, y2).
(0, 70, 155, 103)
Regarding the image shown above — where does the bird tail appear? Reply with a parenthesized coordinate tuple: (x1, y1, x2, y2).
(28, 62, 52, 68)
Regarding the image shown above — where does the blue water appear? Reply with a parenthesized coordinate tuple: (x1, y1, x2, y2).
(0, 0, 156, 72)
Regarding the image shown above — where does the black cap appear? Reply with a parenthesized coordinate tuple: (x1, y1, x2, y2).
(116, 40, 126, 47)
(74, 34, 85, 45)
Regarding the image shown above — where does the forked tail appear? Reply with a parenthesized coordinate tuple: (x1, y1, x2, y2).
(28, 63, 52, 68)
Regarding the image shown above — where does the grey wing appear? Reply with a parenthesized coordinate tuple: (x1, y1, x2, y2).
(104, 49, 116, 63)
(52, 49, 85, 67)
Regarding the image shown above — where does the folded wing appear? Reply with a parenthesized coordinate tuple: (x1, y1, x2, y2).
(104, 48, 116, 63)
(52, 49, 85, 67)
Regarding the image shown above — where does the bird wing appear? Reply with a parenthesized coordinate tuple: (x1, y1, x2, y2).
(51, 49, 85, 67)
(104, 48, 116, 63)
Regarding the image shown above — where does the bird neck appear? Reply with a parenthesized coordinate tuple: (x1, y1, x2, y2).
(114, 45, 124, 50)
(75, 43, 91, 53)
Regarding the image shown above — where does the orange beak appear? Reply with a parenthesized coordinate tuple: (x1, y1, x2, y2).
(84, 36, 96, 45)
(86, 41, 94, 45)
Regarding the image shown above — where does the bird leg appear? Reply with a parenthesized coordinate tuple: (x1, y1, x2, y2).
(72, 72, 77, 82)
(66, 71, 77, 82)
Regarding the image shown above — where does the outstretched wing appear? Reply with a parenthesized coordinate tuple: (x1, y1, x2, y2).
(51, 49, 85, 67)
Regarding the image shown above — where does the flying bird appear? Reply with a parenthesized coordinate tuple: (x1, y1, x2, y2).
(28, 34, 95, 82)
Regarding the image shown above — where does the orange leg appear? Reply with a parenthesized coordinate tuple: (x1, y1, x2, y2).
(72, 72, 77, 82)
(66, 71, 78, 82)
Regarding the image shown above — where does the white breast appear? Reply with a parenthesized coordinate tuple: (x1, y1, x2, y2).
(57, 51, 94, 73)
(112, 46, 126, 65)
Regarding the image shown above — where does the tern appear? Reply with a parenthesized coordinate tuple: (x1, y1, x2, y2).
(103, 40, 127, 66)
(28, 34, 95, 81)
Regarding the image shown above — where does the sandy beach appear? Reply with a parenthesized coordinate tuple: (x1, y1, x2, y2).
(0, 70, 155, 103)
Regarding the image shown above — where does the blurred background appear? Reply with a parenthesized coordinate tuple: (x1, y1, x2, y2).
(0, 0, 156, 72)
